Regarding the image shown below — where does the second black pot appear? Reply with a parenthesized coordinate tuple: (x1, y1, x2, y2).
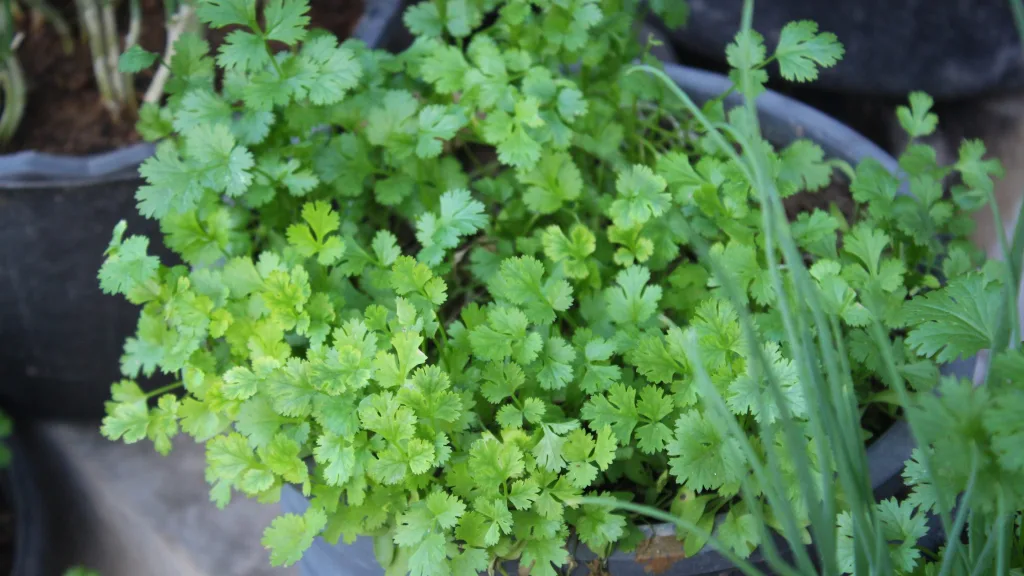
(662, 0, 1024, 99)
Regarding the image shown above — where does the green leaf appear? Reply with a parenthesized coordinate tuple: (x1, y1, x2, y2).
(542, 225, 595, 279)
(533, 421, 579, 472)
(287, 201, 346, 266)
(778, 139, 831, 193)
(536, 336, 576, 390)
(718, 509, 760, 557)
(297, 37, 362, 105)
(635, 385, 674, 454)
(837, 499, 928, 574)
(897, 92, 939, 138)
(391, 257, 448, 308)
(263, 0, 310, 45)
(520, 152, 582, 215)
(217, 30, 270, 72)
(471, 307, 542, 365)
(98, 222, 160, 299)
(604, 265, 662, 327)
(668, 411, 743, 492)
(574, 503, 626, 550)
(119, 45, 159, 72)
(262, 507, 328, 567)
(901, 273, 1002, 363)
(581, 383, 638, 446)
(726, 29, 766, 71)
(608, 165, 671, 228)
(955, 139, 1004, 197)
(850, 158, 899, 220)
(404, 2, 443, 37)
(415, 189, 487, 267)
(417, 105, 467, 159)
(774, 20, 844, 82)
(489, 256, 573, 326)
(196, 0, 256, 29)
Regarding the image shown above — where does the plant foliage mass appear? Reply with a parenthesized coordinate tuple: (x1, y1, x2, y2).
(99, 0, 1015, 574)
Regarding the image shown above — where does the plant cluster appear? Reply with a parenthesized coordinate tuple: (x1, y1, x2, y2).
(97, 0, 1019, 573)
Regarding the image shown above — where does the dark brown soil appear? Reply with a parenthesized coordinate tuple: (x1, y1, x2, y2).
(783, 175, 857, 222)
(8, 0, 365, 155)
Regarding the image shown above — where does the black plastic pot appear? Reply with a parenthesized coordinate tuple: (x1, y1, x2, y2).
(2, 426, 47, 576)
(660, 0, 1024, 99)
(281, 62, 979, 575)
(0, 0, 406, 420)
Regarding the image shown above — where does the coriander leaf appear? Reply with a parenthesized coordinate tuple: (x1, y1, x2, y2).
(415, 189, 487, 267)
(422, 44, 469, 94)
(98, 221, 160, 298)
(533, 421, 579, 472)
(286, 201, 345, 266)
(262, 507, 327, 567)
(542, 224, 595, 279)
(217, 30, 270, 72)
(897, 92, 938, 138)
(718, 509, 760, 557)
(727, 342, 806, 424)
(955, 139, 1004, 196)
(581, 383, 638, 445)
(263, 0, 310, 45)
(778, 139, 831, 193)
(472, 307, 542, 366)
(119, 45, 159, 73)
(774, 20, 844, 82)
(489, 256, 573, 326)
(668, 411, 743, 492)
(574, 503, 626, 550)
(391, 256, 448, 309)
(136, 144, 206, 218)
(635, 385, 674, 454)
(579, 337, 622, 393)
(519, 152, 582, 215)
(404, 2, 443, 37)
(726, 29, 766, 71)
(850, 158, 898, 220)
(608, 165, 671, 228)
(417, 105, 467, 159)
(297, 37, 362, 105)
(537, 336, 576, 390)
(900, 274, 1002, 363)
(604, 265, 662, 327)
(196, 0, 255, 29)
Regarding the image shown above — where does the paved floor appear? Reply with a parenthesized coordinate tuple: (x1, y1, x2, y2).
(29, 421, 295, 576)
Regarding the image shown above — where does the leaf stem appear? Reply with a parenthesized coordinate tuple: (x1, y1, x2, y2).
(144, 381, 185, 399)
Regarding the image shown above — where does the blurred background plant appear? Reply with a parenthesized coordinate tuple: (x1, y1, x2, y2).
(0, 0, 194, 148)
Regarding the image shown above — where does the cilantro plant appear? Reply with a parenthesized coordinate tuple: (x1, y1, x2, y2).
(584, 1, 1024, 575)
(98, 0, 1008, 573)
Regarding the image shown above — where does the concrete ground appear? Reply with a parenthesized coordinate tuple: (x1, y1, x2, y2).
(27, 421, 295, 576)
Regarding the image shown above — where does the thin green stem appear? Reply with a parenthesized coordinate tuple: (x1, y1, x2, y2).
(938, 445, 982, 576)
(144, 381, 185, 399)
(0, 57, 26, 146)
